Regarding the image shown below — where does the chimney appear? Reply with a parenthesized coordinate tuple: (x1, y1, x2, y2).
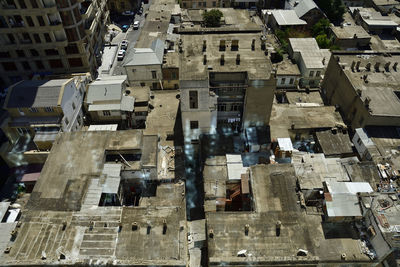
(366, 62, 371, 71)
(384, 61, 391, 71)
(363, 74, 368, 83)
(351, 61, 356, 71)
(132, 222, 138, 231)
(276, 221, 281, 236)
(374, 62, 380, 71)
(220, 54, 224, 66)
(322, 57, 326, 65)
(162, 219, 167, 235)
(219, 39, 225, 51)
(236, 54, 240, 65)
(203, 40, 206, 52)
(147, 224, 151, 235)
(353, 34, 357, 39)
(231, 39, 239, 51)
(393, 62, 398, 71)
(356, 61, 361, 71)
(203, 54, 207, 65)
(251, 39, 255, 51)
(62, 221, 67, 231)
(245, 224, 249, 236)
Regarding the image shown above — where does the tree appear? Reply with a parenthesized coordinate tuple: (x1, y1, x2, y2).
(312, 18, 330, 37)
(203, 9, 223, 27)
(314, 0, 345, 25)
(315, 34, 331, 49)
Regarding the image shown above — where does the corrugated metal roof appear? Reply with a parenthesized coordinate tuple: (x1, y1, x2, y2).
(327, 181, 373, 194)
(326, 194, 362, 217)
(271, 10, 307, 26)
(86, 76, 126, 104)
(124, 39, 164, 66)
(88, 103, 121, 111)
(294, 0, 319, 18)
(0, 202, 10, 222)
(6, 79, 68, 108)
(88, 124, 118, 131)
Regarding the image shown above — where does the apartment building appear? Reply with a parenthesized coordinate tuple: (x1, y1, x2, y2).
(321, 51, 400, 129)
(0, 0, 109, 89)
(0, 74, 89, 166)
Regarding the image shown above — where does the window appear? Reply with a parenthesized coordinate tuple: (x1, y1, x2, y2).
(25, 16, 34, 26)
(18, 0, 26, 8)
(21, 61, 30, 70)
(33, 33, 41, 43)
(151, 71, 157, 79)
(44, 33, 51, 42)
(309, 71, 314, 77)
(30, 49, 39, 56)
(36, 16, 45, 26)
(213, 1, 216, 6)
(44, 107, 54, 112)
(15, 50, 24, 57)
(35, 60, 44, 69)
(218, 103, 226, 111)
(0, 52, 10, 58)
(49, 59, 63, 68)
(45, 49, 58, 56)
(29, 107, 38, 113)
(132, 69, 136, 73)
(189, 90, 198, 109)
(65, 44, 79, 54)
(21, 33, 31, 43)
(17, 127, 29, 135)
(29, 0, 38, 8)
(7, 33, 16, 44)
(203, 2, 206, 6)
(140, 82, 145, 87)
(172, 72, 177, 80)
(198, 2, 202, 6)
(316, 71, 321, 77)
(281, 78, 286, 84)
(152, 82, 158, 89)
(183, 2, 186, 7)
(2, 62, 17, 71)
(68, 58, 83, 67)
(72, 102, 76, 110)
(103, 110, 111, 116)
(190, 121, 199, 129)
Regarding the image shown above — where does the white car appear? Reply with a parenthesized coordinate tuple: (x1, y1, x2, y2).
(133, 21, 140, 30)
(121, 40, 129, 50)
(117, 49, 126, 61)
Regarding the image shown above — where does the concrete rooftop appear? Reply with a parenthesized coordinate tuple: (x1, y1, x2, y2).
(206, 164, 371, 265)
(180, 33, 273, 80)
(332, 52, 400, 116)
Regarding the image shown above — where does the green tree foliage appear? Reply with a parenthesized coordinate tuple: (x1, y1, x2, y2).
(312, 18, 330, 36)
(315, 34, 331, 48)
(314, 0, 345, 24)
(203, 9, 223, 27)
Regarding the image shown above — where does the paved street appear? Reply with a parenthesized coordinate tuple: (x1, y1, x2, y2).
(110, 3, 150, 76)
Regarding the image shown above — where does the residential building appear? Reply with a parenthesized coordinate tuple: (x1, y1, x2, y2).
(330, 25, 371, 50)
(124, 39, 164, 89)
(0, 130, 188, 266)
(350, 7, 398, 34)
(321, 51, 400, 129)
(0, 75, 89, 167)
(262, 9, 307, 31)
(180, 0, 220, 9)
(180, 32, 276, 142)
(0, 0, 109, 89)
(275, 58, 301, 89)
(85, 75, 135, 128)
(286, 0, 325, 25)
(365, 0, 399, 14)
(288, 38, 331, 88)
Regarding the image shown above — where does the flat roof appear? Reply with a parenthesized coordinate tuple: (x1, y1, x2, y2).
(207, 164, 371, 264)
(180, 33, 272, 80)
(270, 104, 345, 139)
(330, 25, 370, 39)
(331, 52, 400, 116)
(276, 58, 301, 76)
(315, 130, 353, 156)
(26, 130, 144, 211)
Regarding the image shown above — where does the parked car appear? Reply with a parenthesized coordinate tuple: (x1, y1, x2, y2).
(122, 24, 129, 32)
(122, 11, 134, 16)
(133, 21, 140, 30)
(117, 49, 126, 61)
(121, 40, 129, 50)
